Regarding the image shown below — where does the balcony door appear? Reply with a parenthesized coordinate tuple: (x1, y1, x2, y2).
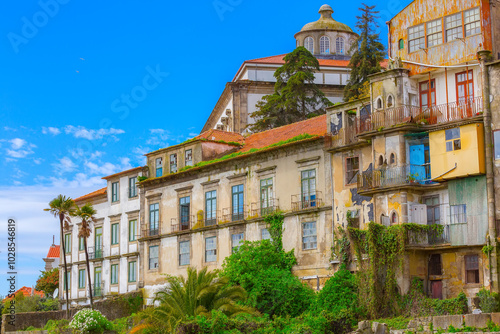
(409, 145, 426, 182)
(301, 170, 317, 209)
(260, 178, 273, 216)
(419, 80, 436, 109)
(94, 227, 103, 256)
(456, 70, 474, 117)
(149, 203, 159, 235)
(94, 267, 102, 296)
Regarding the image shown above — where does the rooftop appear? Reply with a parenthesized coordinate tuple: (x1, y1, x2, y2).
(245, 54, 351, 68)
(74, 187, 107, 203)
(194, 129, 245, 144)
(3, 287, 44, 301)
(298, 4, 354, 34)
(46, 245, 60, 258)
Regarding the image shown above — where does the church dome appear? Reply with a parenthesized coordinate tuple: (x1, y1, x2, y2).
(299, 4, 353, 33)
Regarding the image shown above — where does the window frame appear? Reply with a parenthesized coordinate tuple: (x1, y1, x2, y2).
(155, 157, 163, 177)
(426, 18, 443, 48)
(128, 261, 137, 282)
(111, 223, 119, 245)
(260, 178, 274, 215)
(398, 38, 404, 50)
(128, 176, 138, 198)
(455, 70, 474, 103)
(79, 236, 85, 251)
(63, 271, 71, 291)
(149, 203, 160, 234)
(129, 219, 137, 242)
(149, 245, 159, 270)
(301, 169, 317, 207)
(419, 79, 436, 109)
(185, 149, 193, 167)
(304, 36, 314, 53)
(320, 36, 330, 54)
(302, 221, 317, 250)
(111, 181, 119, 202)
(445, 12, 463, 42)
(261, 228, 272, 241)
(78, 269, 86, 289)
(205, 190, 217, 226)
(464, 7, 480, 37)
(445, 127, 461, 152)
(345, 156, 360, 185)
(408, 23, 425, 53)
(110, 264, 119, 285)
(465, 254, 480, 284)
(231, 184, 244, 221)
(179, 240, 190, 266)
(64, 233, 72, 254)
(205, 236, 217, 262)
(170, 153, 177, 173)
(335, 36, 345, 54)
(231, 232, 244, 253)
(450, 204, 467, 224)
(179, 196, 191, 228)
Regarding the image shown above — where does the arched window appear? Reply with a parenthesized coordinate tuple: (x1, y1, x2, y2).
(387, 95, 394, 107)
(390, 153, 396, 165)
(376, 97, 383, 109)
(378, 155, 384, 166)
(399, 39, 404, 50)
(304, 37, 314, 53)
(320, 36, 330, 54)
(391, 212, 398, 225)
(336, 37, 345, 54)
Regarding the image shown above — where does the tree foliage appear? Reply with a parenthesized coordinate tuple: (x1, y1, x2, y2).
(344, 4, 385, 102)
(249, 47, 332, 132)
(35, 268, 59, 297)
(316, 265, 361, 316)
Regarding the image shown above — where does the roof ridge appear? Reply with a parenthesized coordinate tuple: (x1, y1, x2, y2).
(246, 54, 287, 63)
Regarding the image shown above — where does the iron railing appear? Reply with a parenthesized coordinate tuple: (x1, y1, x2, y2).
(171, 216, 195, 233)
(291, 191, 323, 211)
(91, 282, 104, 297)
(221, 206, 248, 223)
(328, 127, 359, 148)
(407, 224, 450, 246)
(250, 199, 280, 219)
(88, 246, 103, 260)
(204, 210, 220, 227)
(357, 164, 430, 191)
(142, 224, 161, 237)
(355, 97, 483, 134)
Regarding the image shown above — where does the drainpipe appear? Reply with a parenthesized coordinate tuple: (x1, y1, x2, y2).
(478, 49, 497, 291)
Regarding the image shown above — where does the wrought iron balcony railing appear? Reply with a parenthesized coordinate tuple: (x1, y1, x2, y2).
(355, 97, 483, 134)
(357, 164, 430, 192)
(142, 224, 161, 237)
(91, 282, 104, 297)
(88, 246, 103, 260)
(171, 216, 195, 233)
(221, 206, 249, 223)
(204, 210, 220, 227)
(407, 224, 450, 246)
(291, 191, 323, 211)
(249, 199, 279, 218)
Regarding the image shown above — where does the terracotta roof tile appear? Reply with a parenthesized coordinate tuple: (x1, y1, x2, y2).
(3, 287, 44, 301)
(46, 245, 60, 258)
(245, 54, 351, 67)
(195, 129, 244, 144)
(74, 187, 107, 203)
(240, 114, 327, 152)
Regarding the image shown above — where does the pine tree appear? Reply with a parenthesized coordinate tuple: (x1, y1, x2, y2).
(249, 47, 332, 132)
(344, 4, 385, 102)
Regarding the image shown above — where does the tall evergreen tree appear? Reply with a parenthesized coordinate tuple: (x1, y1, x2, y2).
(344, 4, 385, 102)
(249, 47, 332, 132)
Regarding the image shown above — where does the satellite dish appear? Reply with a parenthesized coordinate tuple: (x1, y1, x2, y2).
(53, 288, 59, 298)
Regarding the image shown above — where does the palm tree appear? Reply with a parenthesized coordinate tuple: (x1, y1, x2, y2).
(152, 267, 257, 330)
(74, 203, 97, 309)
(44, 195, 75, 319)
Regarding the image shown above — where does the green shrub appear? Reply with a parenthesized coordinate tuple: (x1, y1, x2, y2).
(477, 288, 499, 313)
(69, 309, 113, 333)
(44, 319, 70, 334)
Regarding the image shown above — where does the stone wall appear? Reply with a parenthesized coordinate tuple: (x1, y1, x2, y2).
(1, 291, 142, 334)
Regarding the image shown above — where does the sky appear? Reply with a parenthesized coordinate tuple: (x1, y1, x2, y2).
(0, 0, 412, 296)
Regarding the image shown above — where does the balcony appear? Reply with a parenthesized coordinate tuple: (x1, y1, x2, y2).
(91, 282, 104, 297)
(204, 210, 220, 227)
(222, 206, 248, 223)
(326, 127, 361, 150)
(291, 191, 323, 211)
(356, 97, 483, 135)
(171, 216, 195, 233)
(357, 164, 431, 193)
(407, 224, 450, 247)
(88, 246, 103, 260)
(249, 199, 280, 219)
(142, 224, 161, 238)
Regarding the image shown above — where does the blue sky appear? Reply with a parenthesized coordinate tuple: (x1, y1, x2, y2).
(0, 0, 411, 296)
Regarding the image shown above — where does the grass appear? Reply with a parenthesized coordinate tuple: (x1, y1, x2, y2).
(371, 316, 412, 330)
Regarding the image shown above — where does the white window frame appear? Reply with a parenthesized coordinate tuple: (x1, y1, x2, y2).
(302, 222, 317, 250)
(408, 24, 425, 52)
(205, 236, 217, 262)
(464, 7, 480, 37)
(304, 36, 314, 53)
(427, 19, 443, 47)
(320, 36, 330, 54)
(445, 12, 463, 42)
(336, 37, 345, 54)
(149, 245, 159, 269)
(179, 241, 190, 266)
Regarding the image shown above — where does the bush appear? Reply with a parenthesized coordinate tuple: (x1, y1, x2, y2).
(44, 319, 70, 334)
(69, 309, 113, 333)
(477, 288, 499, 313)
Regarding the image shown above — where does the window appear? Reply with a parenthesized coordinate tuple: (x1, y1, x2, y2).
(408, 24, 425, 52)
(391, 212, 398, 225)
(427, 19, 443, 47)
(112, 182, 119, 202)
(149, 245, 159, 269)
(179, 241, 190, 266)
(110, 264, 118, 284)
(128, 261, 136, 282)
(494, 131, 500, 160)
(260, 178, 274, 215)
(94, 267, 102, 296)
(129, 220, 137, 242)
(261, 228, 272, 241)
(390, 153, 396, 165)
(465, 254, 479, 283)
(424, 196, 440, 225)
(95, 227, 103, 254)
(64, 234, 71, 253)
(345, 157, 359, 184)
(149, 203, 159, 235)
(429, 254, 442, 276)
(79, 237, 85, 251)
(231, 233, 244, 253)
(78, 269, 85, 289)
(155, 158, 163, 177)
(320, 36, 330, 54)
(205, 190, 217, 226)
(450, 204, 467, 224)
(387, 95, 394, 107)
(456, 70, 474, 102)
(301, 169, 317, 208)
(179, 196, 190, 230)
(445, 128, 461, 152)
(170, 154, 177, 173)
(304, 36, 314, 53)
(465, 8, 480, 36)
(376, 97, 383, 109)
(302, 222, 317, 250)
(336, 37, 345, 54)
(63, 271, 71, 291)
(398, 39, 404, 49)
(111, 223, 119, 245)
(378, 155, 384, 166)
(129, 176, 137, 198)
(445, 13, 463, 42)
(185, 149, 193, 167)
(231, 185, 244, 221)
(205, 236, 217, 262)
(419, 80, 436, 108)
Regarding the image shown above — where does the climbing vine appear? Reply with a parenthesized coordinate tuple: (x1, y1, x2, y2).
(264, 211, 285, 250)
(345, 222, 445, 319)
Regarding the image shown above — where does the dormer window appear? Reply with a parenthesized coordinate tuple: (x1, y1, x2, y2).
(304, 37, 314, 53)
(170, 154, 177, 173)
(155, 158, 163, 177)
(336, 37, 345, 54)
(185, 149, 193, 167)
(320, 36, 330, 54)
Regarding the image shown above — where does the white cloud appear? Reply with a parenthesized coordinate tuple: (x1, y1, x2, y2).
(42, 127, 61, 135)
(10, 138, 26, 149)
(146, 128, 170, 146)
(64, 125, 125, 140)
(70, 149, 105, 160)
(53, 156, 77, 173)
(85, 156, 134, 176)
(4, 126, 16, 131)
(5, 138, 36, 159)
(133, 146, 150, 164)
